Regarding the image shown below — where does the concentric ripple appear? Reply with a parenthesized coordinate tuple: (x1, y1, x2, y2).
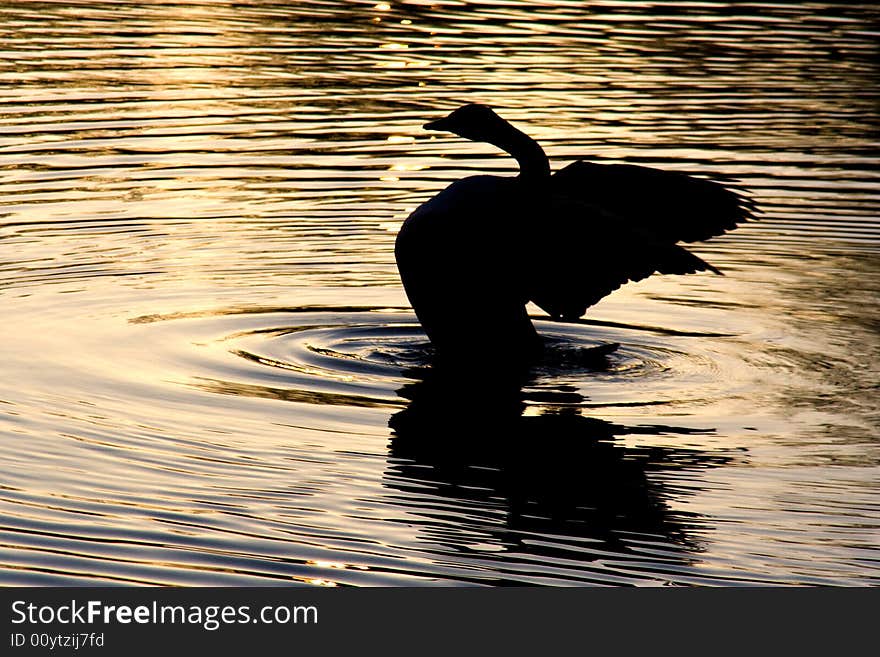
(127, 306, 742, 424)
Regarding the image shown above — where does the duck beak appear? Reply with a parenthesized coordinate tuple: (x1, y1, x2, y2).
(423, 117, 451, 132)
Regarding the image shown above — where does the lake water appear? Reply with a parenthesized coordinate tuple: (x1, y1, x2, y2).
(1, 1, 878, 586)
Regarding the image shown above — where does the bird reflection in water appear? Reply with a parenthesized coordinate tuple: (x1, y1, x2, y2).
(386, 353, 739, 583)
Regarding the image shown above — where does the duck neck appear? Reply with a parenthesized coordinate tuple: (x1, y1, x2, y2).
(488, 123, 550, 180)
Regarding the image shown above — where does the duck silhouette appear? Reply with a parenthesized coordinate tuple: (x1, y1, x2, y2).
(394, 104, 755, 364)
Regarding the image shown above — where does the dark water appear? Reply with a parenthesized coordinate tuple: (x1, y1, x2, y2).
(1, 1, 878, 586)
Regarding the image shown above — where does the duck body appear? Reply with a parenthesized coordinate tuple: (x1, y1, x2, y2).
(395, 104, 756, 364)
(395, 174, 543, 361)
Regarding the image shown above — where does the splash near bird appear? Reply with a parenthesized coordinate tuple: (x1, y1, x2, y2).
(394, 104, 756, 364)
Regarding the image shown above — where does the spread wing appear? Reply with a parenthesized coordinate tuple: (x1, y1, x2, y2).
(551, 160, 757, 243)
(525, 197, 720, 320)
(526, 162, 756, 320)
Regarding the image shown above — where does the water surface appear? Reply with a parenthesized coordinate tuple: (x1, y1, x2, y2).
(1, 1, 878, 586)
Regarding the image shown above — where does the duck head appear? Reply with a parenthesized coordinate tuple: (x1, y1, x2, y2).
(423, 104, 550, 179)
(423, 104, 508, 143)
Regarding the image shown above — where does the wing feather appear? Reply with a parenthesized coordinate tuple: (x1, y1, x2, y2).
(551, 160, 756, 243)
(525, 192, 727, 321)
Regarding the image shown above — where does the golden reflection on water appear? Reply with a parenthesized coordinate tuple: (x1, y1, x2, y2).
(0, 1, 878, 585)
